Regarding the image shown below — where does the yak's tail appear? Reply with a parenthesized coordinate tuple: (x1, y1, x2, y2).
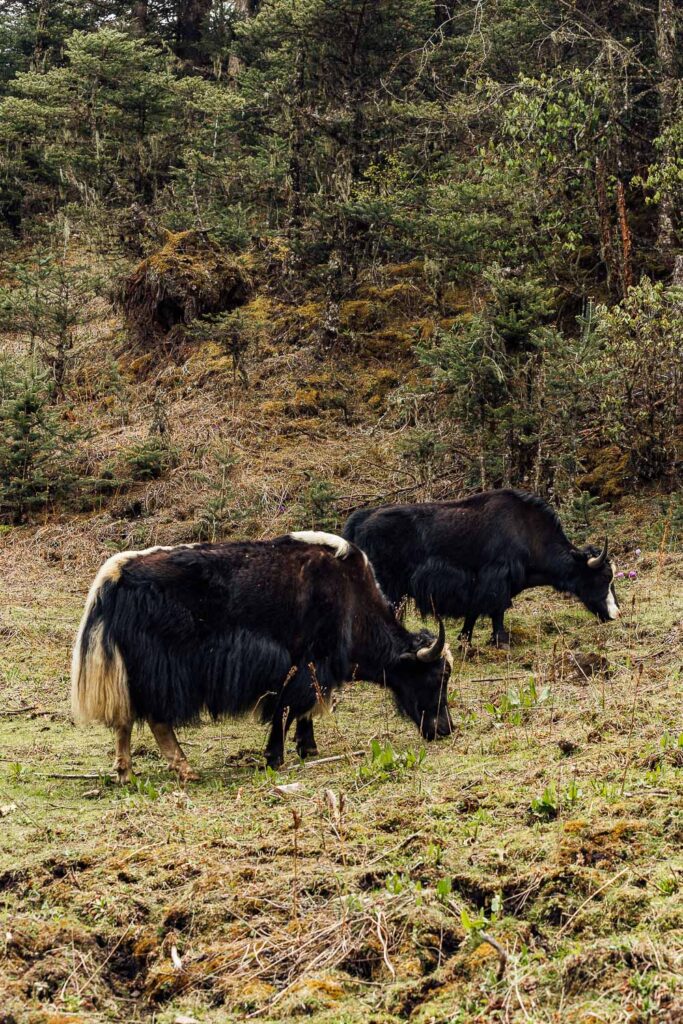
(71, 553, 133, 728)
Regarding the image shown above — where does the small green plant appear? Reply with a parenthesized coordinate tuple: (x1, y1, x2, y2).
(7, 761, 28, 782)
(120, 774, 161, 800)
(436, 876, 452, 902)
(590, 779, 624, 802)
(460, 893, 502, 938)
(660, 731, 683, 751)
(565, 778, 582, 808)
(297, 476, 339, 532)
(0, 360, 87, 523)
(462, 809, 492, 842)
(425, 840, 443, 866)
(655, 874, 679, 896)
(385, 872, 408, 895)
(358, 739, 426, 782)
(192, 447, 240, 541)
(252, 764, 281, 786)
(530, 779, 583, 820)
(566, 490, 611, 531)
(530, 783, 559, 821)
(122, 436, 179, 481)
(485, 677, 550, 725)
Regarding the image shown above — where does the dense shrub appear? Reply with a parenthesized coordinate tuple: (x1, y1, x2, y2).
(0, 362, 82, 522)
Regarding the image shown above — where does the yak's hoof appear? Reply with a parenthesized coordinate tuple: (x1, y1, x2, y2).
(175, 762, 200, 782)
(296, 745, 319, 760)
(491, 635, 510, 650)
(265, 754, 284, 771)
(115, 764, 132, 785)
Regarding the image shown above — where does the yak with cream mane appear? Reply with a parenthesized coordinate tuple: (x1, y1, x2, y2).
(71, 532, 452, 781)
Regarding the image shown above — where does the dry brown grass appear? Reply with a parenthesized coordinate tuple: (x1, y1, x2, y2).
(1, 536, 681, 1023)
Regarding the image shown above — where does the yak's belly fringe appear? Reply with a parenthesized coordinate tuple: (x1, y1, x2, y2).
(71, 620, 132, 728)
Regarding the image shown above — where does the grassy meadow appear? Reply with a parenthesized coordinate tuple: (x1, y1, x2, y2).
(1, 522, 682, 1024)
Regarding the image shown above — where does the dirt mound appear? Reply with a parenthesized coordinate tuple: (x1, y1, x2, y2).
(116, 230, 251, 345)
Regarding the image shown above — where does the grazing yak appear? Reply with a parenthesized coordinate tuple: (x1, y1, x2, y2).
(71, 532, 452, 782)
(343, 489, 620, 647)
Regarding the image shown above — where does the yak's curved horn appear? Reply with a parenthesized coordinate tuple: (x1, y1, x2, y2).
(416, 617, 446, 663)
(587, 537, 609, 570)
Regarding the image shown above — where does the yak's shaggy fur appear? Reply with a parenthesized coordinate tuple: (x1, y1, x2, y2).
(72, 533, 452, 777)
(344, 489, 619, 645)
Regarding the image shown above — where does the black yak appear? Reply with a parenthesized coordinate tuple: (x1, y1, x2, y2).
(71, 531, 452, 782)
(343, 489, 620, 646)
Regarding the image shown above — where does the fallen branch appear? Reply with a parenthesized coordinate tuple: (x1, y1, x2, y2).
(288, 751, 365, 771)
(479, 931, 508, 980)
(39, 772, 116, 780)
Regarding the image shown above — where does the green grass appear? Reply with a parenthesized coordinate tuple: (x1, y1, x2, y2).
(1, 542, 682, 1023)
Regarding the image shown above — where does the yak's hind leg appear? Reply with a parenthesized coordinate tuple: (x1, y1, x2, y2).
(264, 706, 296, 770)
(148, 720, 200, 782)
(490, 608, 511, 648)
(295, 716, 319, 760)
(113, 721, 133, 784)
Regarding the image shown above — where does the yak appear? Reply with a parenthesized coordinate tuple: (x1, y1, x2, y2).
(71, 531, 453, 782)
(343, 489, 620, 647)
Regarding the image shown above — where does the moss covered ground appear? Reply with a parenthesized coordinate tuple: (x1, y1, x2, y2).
(0, 529, 681, 1023)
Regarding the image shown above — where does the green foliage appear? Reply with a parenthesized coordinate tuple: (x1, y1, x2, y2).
(589, 280, 682, 484)
(419, 267, 586, 493)
(0, 361, 83, 523)
(529, 783, 559, 821)
(192, 447, 240, 542)
(122, 436, 179, 482)
(358, 739, 426, 783)
(530, 779, 583, 820)
(639, 116, 683, 209)
(188, 308, 260, 384)
(565, 491, 612, 530)
(0, 1, 680, 511)
(0, 28, 179, 227)
(485, 678, 551, 726)
(296, 477, 339, 532)
(0, 248, 99, 399)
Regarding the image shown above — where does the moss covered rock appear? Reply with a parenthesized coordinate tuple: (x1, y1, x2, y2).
(116, 230, 251, 345)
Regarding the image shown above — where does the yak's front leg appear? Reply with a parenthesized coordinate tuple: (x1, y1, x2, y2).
(490, 609, 511, 648)
(113, 721, 133, 784)
(264, 706, 296, 770)
(295, 715, 319, 760)
(459, 611, 478, 645)
(148, 720, 200, 781)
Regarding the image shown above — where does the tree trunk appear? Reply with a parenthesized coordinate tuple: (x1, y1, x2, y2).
(31, 0, 50, 72)
(655, 0, 679, 261)
(616, 179, 633, 296)
(287, 46, 306, 236)
(227, 0, 260, 78)
(175, 0, 212, 65)
(131, 1, 149, 37)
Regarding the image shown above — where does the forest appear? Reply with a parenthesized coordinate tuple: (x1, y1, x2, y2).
(0, 2, 681, 1022)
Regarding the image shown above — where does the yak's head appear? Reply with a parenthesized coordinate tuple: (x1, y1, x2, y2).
(386, 618, 453, 740)
(571, 538, 620, 623)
